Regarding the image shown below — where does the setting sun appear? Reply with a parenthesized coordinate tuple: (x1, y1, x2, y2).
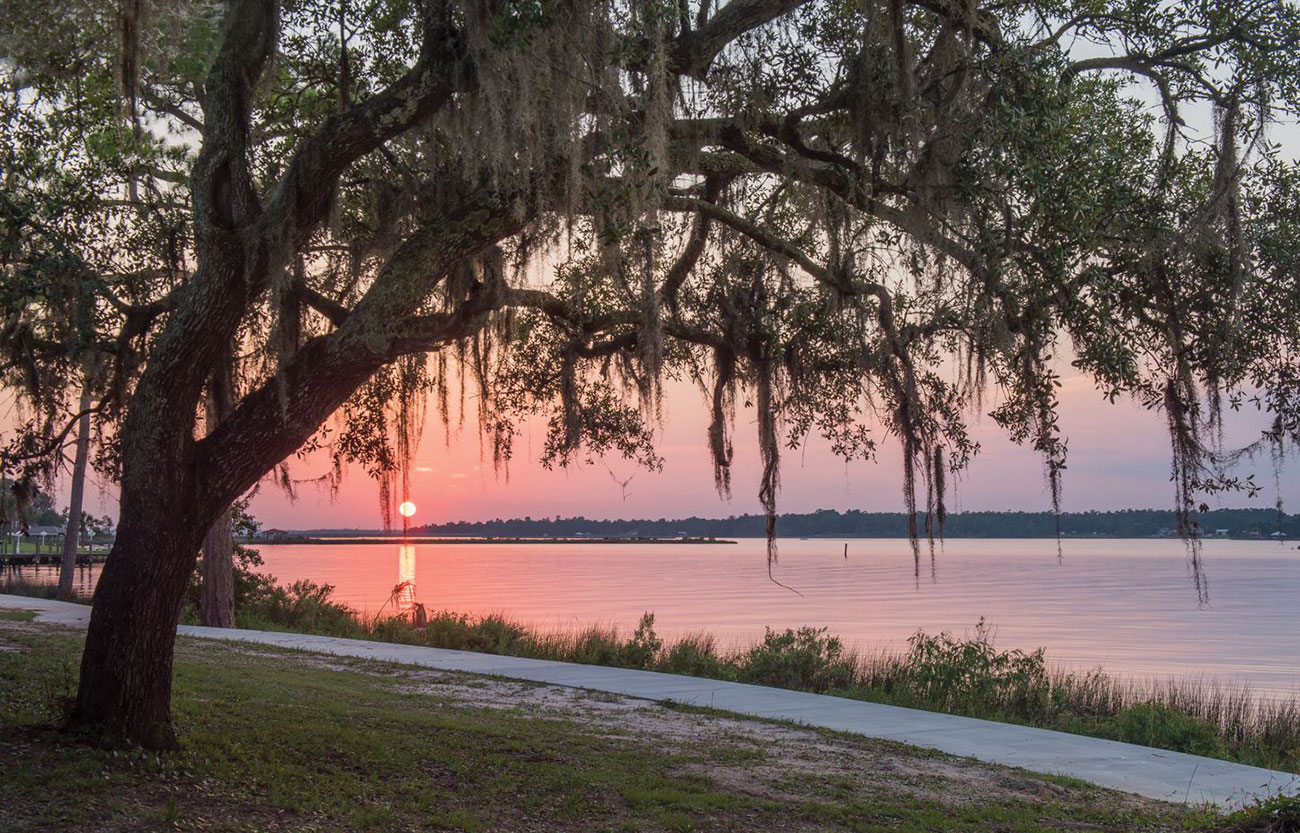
(398, 501, 417, 518)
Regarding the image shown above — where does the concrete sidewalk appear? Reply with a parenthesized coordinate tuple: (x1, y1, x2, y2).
(4, 594, 1297, 809)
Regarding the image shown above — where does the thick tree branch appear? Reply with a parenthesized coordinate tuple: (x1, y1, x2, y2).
(668, 0, 810, 78)
(253, 27, 469, 258)
(294, 281, 351, 327)
(194, 196, 531, 509)
(663, 194, 847, 290)
(660, 176, 722, 311)
(909, 0, 1002, 49)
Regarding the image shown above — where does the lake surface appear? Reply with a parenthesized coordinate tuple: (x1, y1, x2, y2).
(17, 537, 1300, 696)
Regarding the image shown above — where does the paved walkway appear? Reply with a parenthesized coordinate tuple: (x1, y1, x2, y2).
(4, 594, 1297, 809)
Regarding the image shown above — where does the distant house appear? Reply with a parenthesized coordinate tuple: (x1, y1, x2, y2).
(1269, 531, 1289, 539)
(0, 524, 67, 554)
(1211, 529, 1230, 538)
(256, 528, 291, 541)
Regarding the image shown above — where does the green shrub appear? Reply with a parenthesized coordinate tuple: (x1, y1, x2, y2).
(893, 619, 1051, 719)
(236, 579, 364, 637)
(739, 626, 855, 693)
(184, 543, 276, 618)
(1109, 703, 1224, 758)
(369, 616, 428, 645)
(476, 614, 531, 654)
(618, 613, 663, 669)
(569, 626, 624, 667)
(659, 633, 731, 679)
(1225, 793, 1300, 833)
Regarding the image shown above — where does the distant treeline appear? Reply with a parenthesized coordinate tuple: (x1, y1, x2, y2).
(409, 508, 1297, 539)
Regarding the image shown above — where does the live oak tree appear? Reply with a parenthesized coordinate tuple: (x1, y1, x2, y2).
(2, 0, 1298, 747)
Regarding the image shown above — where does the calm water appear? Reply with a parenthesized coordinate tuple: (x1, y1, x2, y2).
(19, 537, 1300, 695)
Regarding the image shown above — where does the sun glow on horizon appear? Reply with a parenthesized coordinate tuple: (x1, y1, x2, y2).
(398, 501, 417, 518)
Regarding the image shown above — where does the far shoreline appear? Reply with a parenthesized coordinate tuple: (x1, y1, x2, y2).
(241, 533, 1294, 545)
(245, 535, 739, 545)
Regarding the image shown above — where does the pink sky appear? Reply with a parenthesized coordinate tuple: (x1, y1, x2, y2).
(235, 370, 1293, 529)
(11, 360, 1289, 528)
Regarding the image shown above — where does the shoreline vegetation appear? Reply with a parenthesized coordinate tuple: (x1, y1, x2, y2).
(246, 535, 738, 545)
(6, 573, 1297, 777)
(277, 508, 1299, 542)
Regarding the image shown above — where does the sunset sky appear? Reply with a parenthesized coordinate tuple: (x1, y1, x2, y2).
(230, 368, 1294, 530)
(13, 300, 1294, 532)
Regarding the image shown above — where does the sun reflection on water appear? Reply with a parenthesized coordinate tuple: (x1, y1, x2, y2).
(395, 544, 417, 612)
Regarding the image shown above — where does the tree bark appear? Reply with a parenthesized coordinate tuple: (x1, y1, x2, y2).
(200, 513, 235, 628)
(68, 249, 246, 746)
(200, 358, 236, 628)
(57, 387, 93, 602)
(72, 478, 209, 749)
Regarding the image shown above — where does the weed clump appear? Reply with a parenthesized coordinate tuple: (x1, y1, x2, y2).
(739, 627, 855, 693)
(1226, 793, 1300, 833)
(884, 619, 1052, 719)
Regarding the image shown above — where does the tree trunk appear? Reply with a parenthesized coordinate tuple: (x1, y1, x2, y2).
(201, 358, 236, 628)
(57, 387, 93, 601)
(68, 264, 231, 747)
(72, 493, 208, 749)
(200, 512, 235, 627)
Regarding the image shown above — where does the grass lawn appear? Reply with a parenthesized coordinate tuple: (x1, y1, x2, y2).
(0, 620, 1245, 832)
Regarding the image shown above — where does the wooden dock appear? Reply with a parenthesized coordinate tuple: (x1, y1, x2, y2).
(0, 551, 109, 567)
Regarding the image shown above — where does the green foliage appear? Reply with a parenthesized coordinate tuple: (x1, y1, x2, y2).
(739, 627, 855, 694)
(417, 611, 529, 653)
(183, 542, 277, 619)
(0, 479, 60, 529)
(231, 499, 260, 539)
(619, 612, 664, 669)
(1228, 793, 1300, 833)
(660, 632, 733, 680)
(1108, 703, 1226, 758)
(892, 619, 1053, 719)
(235, 580, 365, 638)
